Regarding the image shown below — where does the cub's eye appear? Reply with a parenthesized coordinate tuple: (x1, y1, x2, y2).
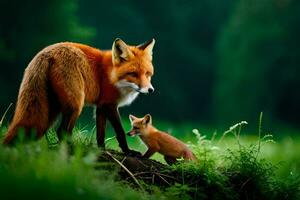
(126, 72, 138, 78)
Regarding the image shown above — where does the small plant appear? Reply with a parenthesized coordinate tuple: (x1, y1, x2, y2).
(0, 103, 12, 128)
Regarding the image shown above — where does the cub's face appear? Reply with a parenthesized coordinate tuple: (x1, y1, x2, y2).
(127, 114, 152, 136)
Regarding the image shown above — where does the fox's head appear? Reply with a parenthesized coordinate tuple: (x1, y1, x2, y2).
(110, 38, 155, 94)
(127, 114, 152, 136)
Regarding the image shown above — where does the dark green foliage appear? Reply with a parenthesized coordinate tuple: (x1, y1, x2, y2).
(215, 0, 300, 126)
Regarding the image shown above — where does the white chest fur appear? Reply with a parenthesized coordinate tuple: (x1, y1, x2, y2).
(117, 88, 139, 107)
(114, 80, 140, 107)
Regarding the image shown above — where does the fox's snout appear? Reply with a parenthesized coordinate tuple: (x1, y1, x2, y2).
(139, 84, 154, 94)
(127, 130, 136, 136)
(115, 80, 154, 94)
(148, 87, 154, 93)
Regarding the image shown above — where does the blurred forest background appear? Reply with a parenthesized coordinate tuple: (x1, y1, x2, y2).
(0, 0, 299, 133)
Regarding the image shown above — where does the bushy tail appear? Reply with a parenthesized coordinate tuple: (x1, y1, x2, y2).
(3, 54, 52, 145)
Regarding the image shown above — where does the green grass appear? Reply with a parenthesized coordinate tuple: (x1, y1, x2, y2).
(0, 117, 299, 200)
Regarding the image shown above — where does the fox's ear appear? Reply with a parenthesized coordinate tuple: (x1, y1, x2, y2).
(129, 114, 137, 123)
(112, 38, 134, 65)
(142, 114, 152, 125)
(138, 38, 155, 59)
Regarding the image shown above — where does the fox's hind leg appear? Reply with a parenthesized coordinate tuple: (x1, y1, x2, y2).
(164, 156, 177, 165)
(57, 106, 82, 140)
(49, 62, 85, 142)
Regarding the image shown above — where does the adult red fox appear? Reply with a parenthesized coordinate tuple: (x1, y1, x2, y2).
(127, 114, 197, 164)
(3, 38, 155, 155)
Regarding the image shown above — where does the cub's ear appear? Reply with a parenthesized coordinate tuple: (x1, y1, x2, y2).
(112, 38, 134, 65)
(138, 38, 155, 59)
(142, 114, 152, 125)
(129, 114, 137, 123)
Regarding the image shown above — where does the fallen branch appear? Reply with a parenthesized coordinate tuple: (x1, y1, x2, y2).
(105, 151, 144, 191)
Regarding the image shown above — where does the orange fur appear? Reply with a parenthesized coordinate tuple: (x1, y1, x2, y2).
(3, 39, 155, 145)
(128, 114, 197, 165)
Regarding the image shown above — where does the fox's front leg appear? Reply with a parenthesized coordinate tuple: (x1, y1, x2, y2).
(96, 106, 107, 148)
(143, 148, 156, 158)
(103, 104, 141, 156)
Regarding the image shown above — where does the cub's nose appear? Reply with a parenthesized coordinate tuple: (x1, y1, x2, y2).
(148, 88, 154, 93)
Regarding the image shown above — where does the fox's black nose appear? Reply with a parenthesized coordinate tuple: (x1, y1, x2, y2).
(148, 88, 154, 93)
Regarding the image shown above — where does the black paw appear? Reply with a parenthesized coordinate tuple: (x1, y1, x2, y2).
(125, 149, 142, 157)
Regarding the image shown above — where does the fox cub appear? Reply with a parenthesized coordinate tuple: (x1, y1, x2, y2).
(127, 114, 197, 165)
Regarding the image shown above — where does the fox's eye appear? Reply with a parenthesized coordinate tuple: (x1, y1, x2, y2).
(126, 72, 138, 78)
(146, 72, 152, 77)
